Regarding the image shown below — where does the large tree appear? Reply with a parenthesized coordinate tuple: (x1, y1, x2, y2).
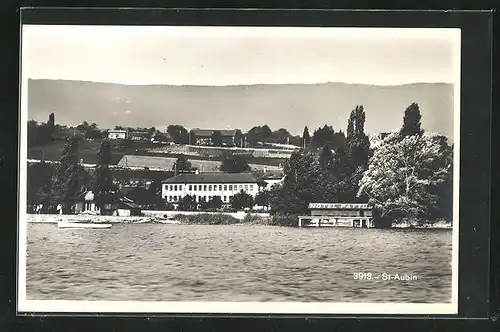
(400, 102, 424, 138)
(230, 190, 254, 210)
(220, 154, 251, 173)
(254, 190, 270, 208)
(91, 139, 114, 209)
(27, 161, 54, 211)
(179, 194, 197, 211)
(167, 125, 189, 144)
(357, 133, 452, 225)
(346, 105, 371, 169)
(173, 154, 192, 172)
(302, 126, 310, 148)
(51, 137, 82, 212)
(47, 112, 55, 137)
(211, 130, 223, 147)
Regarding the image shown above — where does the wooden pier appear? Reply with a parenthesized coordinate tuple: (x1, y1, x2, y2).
(298, 203, 374, 228)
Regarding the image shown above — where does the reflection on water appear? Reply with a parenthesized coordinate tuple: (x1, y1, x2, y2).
(26, 224, 452, 303)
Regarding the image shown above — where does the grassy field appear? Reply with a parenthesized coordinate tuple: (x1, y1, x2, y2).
(28, 140, 124, 165)
(28, 139, 286, 168)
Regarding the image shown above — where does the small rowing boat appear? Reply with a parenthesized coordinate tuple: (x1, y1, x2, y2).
(57, 221, 112, 229)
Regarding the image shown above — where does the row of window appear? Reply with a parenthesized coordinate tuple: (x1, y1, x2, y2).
(165, 184, 256, 192)
(166, 195, 233, 203)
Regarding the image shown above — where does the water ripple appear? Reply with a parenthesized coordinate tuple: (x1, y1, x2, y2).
(26, 224, 452, 303)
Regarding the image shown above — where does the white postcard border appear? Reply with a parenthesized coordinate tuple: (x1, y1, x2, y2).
(17, 25, 461, 315)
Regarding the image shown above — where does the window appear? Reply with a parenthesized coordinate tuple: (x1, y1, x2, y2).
(179, 185, 183, 191)
(174, 196, 178, 202)
(169, 185, 173, 191)
(244, 185, 248, 191)
(219, 185, 223, 191)
(224, 185, 227, 191)
(223, 196, 226, 202)
(189, 185, 192, 191)
(229, 185, 233, 191)
(193, 185, 197, 191)
(209, 185, 212, 191)
(174, 185, 178, 191)
(204, 185, 207, 191)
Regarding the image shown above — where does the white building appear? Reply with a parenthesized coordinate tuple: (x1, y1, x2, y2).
(108, 129, 128, 140)
(161, 172, 267, 205)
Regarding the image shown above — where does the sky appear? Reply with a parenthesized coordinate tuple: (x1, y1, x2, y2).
(22, 25, 461, 86)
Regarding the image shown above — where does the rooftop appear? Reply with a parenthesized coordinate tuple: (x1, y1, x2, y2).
(191, 128, 237, 137)
(260, 169, 284, 180)
(162, 172, 259, 184)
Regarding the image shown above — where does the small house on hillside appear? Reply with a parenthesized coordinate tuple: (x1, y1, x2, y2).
(108, 129, 128, 140)
(129, 131, 151, 141)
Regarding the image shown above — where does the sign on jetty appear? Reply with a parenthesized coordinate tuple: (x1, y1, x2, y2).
(298, 203, 374, 228)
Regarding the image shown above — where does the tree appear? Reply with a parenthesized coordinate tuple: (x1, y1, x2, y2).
(254, 190, 270, 208)
(302, 126, 310, 148)
(51, 137, 82, 212)
(211, 130, 223, 147)
(269, 152, 319, 215)
(91, 139, 114, 209)
(234, 129, 243, 147)
(246, 125, 273, 146)
(188, 130, 197, 145)
(167, 125, 189, 144)
(357, 133, 452, 225)
(173, 154, 192, 172)
(271, 128, 291, 144)
(27, 161, 54, 211)
(318, 145, 334, 171)
(220, 154, 251, 173)
(84, 123, 102, 140)
(230, 190, 254, 210)
(47, 112, 55, 137)
(400, 103, 424, 138)
(179, 195, 197, 211)
(205, 196, 223, 211)
(346, 106, 371, 170)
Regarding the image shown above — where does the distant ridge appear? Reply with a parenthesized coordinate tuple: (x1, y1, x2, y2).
(26, 79, 454, 138)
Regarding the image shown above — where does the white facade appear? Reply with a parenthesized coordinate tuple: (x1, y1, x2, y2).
(108, 130, 127, 140)
(162, 181, 261, 204)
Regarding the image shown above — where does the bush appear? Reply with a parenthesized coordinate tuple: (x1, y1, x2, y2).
(242, 213, 273, 225)
(172, 213, 240, 225)
(270, 213, 299, 227)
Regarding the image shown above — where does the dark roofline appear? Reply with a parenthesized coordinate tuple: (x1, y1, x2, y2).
(162, 173, 259, 184)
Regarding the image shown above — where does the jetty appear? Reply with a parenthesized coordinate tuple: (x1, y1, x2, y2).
(298, 203, 374, 228)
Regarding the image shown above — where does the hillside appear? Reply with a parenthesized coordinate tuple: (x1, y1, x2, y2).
(26, 79, 455, 138)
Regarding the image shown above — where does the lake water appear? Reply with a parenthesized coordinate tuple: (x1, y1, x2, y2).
(26, 223, 452, 303)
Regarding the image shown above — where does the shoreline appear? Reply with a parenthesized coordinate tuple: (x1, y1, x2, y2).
(24, 213, 452, 229)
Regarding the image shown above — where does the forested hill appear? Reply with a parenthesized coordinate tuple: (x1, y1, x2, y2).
(27, 79, 454, 138)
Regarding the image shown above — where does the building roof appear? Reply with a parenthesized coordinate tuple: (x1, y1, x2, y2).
(109, 129, 127, 133)
(260, 170, 284, 180)
(191, 128, 237, 137)
(162, 172, 259, 184)
(308, 203, 371, 210)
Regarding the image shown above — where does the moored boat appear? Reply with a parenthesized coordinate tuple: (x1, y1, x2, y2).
(57, 221, 112, 229)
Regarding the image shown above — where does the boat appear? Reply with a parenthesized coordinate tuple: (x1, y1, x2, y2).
(57, 221, 112, 229)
